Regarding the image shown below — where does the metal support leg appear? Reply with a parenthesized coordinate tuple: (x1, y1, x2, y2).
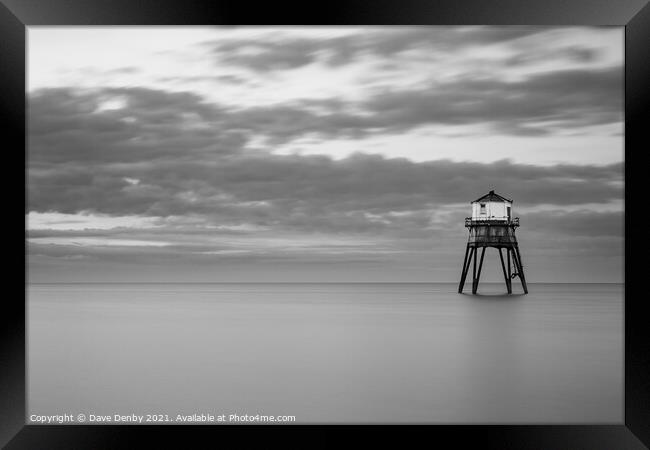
(471, 246, 478, 294)
(461, 246, 475, 293)
(507, 248, 512, 290)
(514, 245, 528, 294)
(499, 248, 511, 294)
(458, 244, 471, 293)
(473, 247, 486, 294)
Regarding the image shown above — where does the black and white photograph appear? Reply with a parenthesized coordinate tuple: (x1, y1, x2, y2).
(26, 26, 624, 425)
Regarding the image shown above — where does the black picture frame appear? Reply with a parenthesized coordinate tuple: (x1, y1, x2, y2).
(2, 0, 648, 447)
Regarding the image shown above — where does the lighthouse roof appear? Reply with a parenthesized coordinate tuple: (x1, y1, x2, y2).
(472, 190, 513, 203)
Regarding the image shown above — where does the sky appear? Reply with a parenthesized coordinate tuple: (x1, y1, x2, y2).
(26, 26, 624, 283)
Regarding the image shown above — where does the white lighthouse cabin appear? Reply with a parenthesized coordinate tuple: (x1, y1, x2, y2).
(470, 190, 514, 222)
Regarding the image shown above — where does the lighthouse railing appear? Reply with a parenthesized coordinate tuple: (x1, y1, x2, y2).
(465, 217, 519, 227)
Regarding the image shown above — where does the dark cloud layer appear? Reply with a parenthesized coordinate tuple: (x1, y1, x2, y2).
(362, 67, 622, 136)
(29, 62, 622, 168)
(28, 86, 622, 233)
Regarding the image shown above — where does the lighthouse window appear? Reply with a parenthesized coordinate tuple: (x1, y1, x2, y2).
(480, 203, 486, 214)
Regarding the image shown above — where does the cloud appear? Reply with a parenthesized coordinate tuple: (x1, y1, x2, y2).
(28, 85, 623, 239)
(523, 209, 623, 238)
(194, 27, 622, 140)
(360, 67, 622, 136)
(204, 27, 564, 73)
(29, 150, 623, 238)
(28, 87, 241, 166)
(29, 63, 622, 173)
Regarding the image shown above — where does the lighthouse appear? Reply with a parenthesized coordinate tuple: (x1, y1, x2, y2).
(458, 190, 528, 294)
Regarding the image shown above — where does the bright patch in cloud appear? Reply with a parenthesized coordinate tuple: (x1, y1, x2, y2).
(29, 237, 170, 247)
(28, 212, 159, 231)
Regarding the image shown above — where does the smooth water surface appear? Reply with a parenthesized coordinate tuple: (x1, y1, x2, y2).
(28, 283, 623, 423)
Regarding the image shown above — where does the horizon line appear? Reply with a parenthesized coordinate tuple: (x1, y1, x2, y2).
(26, 281, 624, 285)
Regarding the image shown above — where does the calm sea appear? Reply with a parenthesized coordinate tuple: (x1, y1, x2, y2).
(27, 283, 623, 424)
